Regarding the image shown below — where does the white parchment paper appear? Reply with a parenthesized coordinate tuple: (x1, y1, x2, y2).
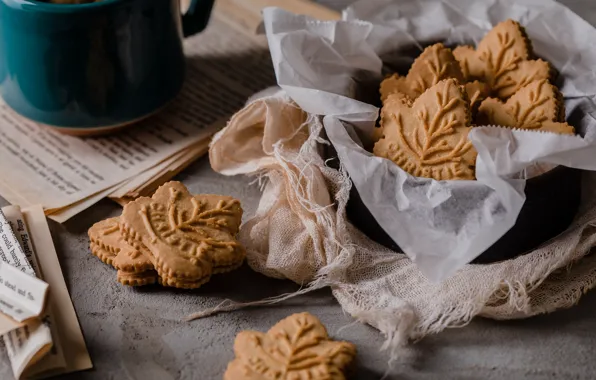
(262, 0, 596, 281)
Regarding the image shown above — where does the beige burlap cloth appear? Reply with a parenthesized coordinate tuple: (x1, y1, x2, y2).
(204, 92, 596, 355)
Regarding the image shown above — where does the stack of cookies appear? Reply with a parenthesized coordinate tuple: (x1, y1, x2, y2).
(88, 181, 246, 289)
(374, 19, 574, 181)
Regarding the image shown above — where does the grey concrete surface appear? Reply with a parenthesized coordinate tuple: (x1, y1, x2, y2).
(2, 0, 596, 379)
(1, 157, 596, 380)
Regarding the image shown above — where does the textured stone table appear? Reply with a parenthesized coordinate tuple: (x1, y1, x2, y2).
(2, 0, 596, 379)
(2, 157, 596, 380)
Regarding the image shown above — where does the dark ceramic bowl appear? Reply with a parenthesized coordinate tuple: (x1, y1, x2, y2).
(328, 41, 583, 264)
(324, 141, 582, 264)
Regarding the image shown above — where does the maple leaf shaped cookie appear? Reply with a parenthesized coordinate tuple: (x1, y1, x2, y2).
(120, 181, 245, 289)
(453, 19, 552, 99)
(380, 43, 489, 111)
(88, 217, 157, 286)
(380, 43, 465, 102)
(224, 312, 356, 380)
(477, 79, 575, 134)
(374, 78, 477, 180)
(465, 80, 491, 109)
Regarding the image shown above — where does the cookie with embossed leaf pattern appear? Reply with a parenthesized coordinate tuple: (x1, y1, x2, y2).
(120, 181, 245, 289)
(224, 312, 356, 380)
(380, 43, 465, 102)
(375, 78, 477, 180)
(88, 217, 157, 286)
(453, 19, 552, 99)
(380, 43, 489, 111)
(477, 79, 575, 134)
(464, 80, 491, 110)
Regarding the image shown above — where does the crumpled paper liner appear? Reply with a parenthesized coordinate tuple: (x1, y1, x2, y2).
(261, 1, 596, 281)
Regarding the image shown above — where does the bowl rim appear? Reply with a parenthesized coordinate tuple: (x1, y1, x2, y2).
(2, 0, 126, 13)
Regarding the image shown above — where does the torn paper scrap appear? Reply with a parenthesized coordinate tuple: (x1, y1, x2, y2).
(4, 319, 53, 380)
(0, 261, 48, 323)
(0, 209, 35, 276)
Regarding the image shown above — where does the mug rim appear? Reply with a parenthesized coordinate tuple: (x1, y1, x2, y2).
(1, 0, 123, 12)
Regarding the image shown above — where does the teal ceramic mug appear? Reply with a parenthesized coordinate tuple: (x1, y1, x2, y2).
(0, 0, 214, 134)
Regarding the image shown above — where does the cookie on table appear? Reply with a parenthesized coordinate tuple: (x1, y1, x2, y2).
(477, 79, 575, 134)
(224, 312, 357, 380)
(111, 237, 158, 286)
(88, 217, 120, 266)
(88, 217, 157, 286)
(374, 78, 477, 180)
(120, 181, 245, 289)
(453, 19, 552, 99)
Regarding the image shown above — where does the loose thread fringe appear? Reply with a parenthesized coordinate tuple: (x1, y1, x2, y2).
(205, 103, 416, 375)
(184, 279, 329, 321)
(351, 306, 417, 380)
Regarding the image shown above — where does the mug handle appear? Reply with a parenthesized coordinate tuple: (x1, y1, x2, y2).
(181, 0, 216, 37)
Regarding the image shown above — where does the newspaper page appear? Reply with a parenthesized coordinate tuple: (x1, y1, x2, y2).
(0, 12, 276, 218)
(21, 205, 92, 377)
(0, 182, 30, 210)
(107, 136, 211, 199)
(109, 141, 210, 204)
(0, 208, 53, 380)
(0, 97, 218, 212)
(1, 206, 92, 379)
(45, 141, 206, 223)
(3, 319, 52, 380)
(0, 210, 35, 276)
(0, 262, 48, 324)
(0, 314, 22, 337)
(45, 185, 120, 224)
(0, 210, 48, 325)
(2, 206, 68, 379)
(47, 131, 210, 221)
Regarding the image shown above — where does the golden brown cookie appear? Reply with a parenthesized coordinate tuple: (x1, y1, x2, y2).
(477, 79, 575, 134)
(224, 312, 356, 380)
(464, 80, 490, 108)
(157, 276, 210, 288)
(374, 78, 477, 180)
(381, 90, 413, 107)
(453, 19, 552, 99)
(380, 43, 464, 102)
(89, 217, 157, 286)
(376, 90, 416, 142)
(89, 242, 158, 287)
(117, 270, 158, 287)
(111, 242, 158, 286)
(120, 181, 245, 289)
(89, 217, 120, 266)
